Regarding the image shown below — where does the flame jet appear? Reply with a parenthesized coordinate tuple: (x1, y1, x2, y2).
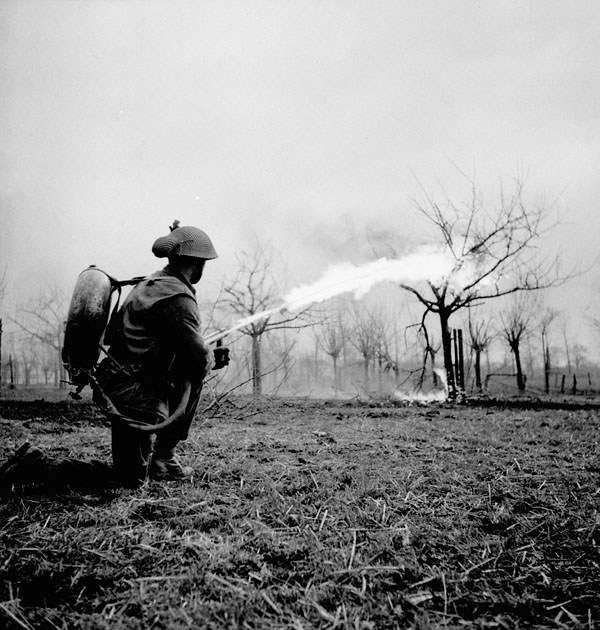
(205, 246, 478, 345)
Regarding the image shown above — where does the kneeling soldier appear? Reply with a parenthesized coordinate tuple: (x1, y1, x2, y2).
(0, 222, 229, 492)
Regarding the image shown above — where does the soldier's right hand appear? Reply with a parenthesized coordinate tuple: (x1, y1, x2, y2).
(212, 346, 230, 370)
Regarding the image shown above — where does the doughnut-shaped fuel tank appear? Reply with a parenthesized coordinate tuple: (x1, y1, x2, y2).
(62, 266, 115, 379)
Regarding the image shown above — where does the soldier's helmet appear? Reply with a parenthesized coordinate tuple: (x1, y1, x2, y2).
(152, 221, 218, 260)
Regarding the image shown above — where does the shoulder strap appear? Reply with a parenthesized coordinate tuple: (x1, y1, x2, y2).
(104, 276, 146, 344)
(116, 276, 146, 287)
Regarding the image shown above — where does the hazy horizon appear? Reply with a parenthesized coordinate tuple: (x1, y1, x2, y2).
(1, 1, 599, 351)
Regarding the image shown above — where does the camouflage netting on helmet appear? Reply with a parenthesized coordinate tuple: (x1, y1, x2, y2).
(152, 226, 218, 260)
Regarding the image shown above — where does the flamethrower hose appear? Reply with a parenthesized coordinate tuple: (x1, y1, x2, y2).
(85, 370, 193, 433)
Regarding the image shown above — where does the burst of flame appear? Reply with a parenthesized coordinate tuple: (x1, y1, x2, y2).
(283, 246, 455, 312)
(394, 389, 448, 403)
(394, 368, 449, 403)
(206, 247, 485, 344)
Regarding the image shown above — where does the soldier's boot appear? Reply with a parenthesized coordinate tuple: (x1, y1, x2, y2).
(0, 443, 46, 493)
(149, 448, 194, 481)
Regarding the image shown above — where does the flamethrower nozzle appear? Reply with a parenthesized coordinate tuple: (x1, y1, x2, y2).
(204, 302, 290, 345)
(205, 330, 227, 345)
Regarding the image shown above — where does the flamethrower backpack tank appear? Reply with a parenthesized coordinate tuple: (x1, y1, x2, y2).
(62, 266, 118, 386)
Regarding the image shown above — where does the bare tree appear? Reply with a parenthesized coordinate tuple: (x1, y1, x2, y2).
(467, 311, 494, 392)
(407, 313, 441, 390)
(11, 285, 68, 388)
(400, 173, 567, 398)
(557, 313, 573, 373)
(348, 303, 388, 391)
(539, 307, 558, 394)
(572, 343, 588, 372)
(17, 335, 37, 386)
(221, 243, 312, 395)
(316, 304, 347, 390)
(499, 294, 539, 391)
(263, 329, 298, 394)
(40, 342, 57, 385)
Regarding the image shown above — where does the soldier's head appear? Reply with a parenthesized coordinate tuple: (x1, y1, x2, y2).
(152, 221, 218, 284)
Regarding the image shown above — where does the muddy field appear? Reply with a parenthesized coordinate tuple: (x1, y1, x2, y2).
(0, 395, 599, 629)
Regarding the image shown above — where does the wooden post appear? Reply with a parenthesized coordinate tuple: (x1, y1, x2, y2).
(544, 346, 550, 394)
(252, 335, 262, 395)
(571, 374, 577, 395)
(560, 374, 565, 394)
(453, 329, 459, 388)
(9, 353, 14, 389)
(458, 329, 465, 392)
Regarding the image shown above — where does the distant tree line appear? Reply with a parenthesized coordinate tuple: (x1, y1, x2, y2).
(0, 261, 598, 398)
(1, 174, 598, 399)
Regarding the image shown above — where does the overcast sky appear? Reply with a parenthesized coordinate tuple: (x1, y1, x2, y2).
(1, 1, 599, 341)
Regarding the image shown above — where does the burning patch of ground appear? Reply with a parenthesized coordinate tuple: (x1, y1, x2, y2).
(0, 395, 599, 629)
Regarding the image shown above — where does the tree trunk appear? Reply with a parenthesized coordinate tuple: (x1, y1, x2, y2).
(423, 346, 439, 387)
(439, 311, 456, 398)
(9, 354, 15, 388)
(457, 329, 465, 392)
(430, 349, 438, 387)
(394, 330, 400, 386)
(474, 349, 482, 390)
(332, 355, 339, 389)
(562, 330, 572, 373)
(251, 335, 262, 395)
(511, 342, 526, 391)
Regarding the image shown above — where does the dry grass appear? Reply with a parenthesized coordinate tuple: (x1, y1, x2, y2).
(0, 395, 599, 629)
